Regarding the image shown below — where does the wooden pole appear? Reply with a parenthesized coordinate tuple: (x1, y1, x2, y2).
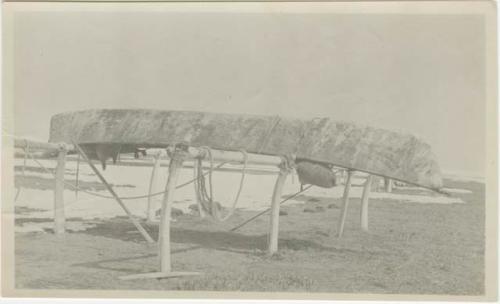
(192, 160, 206, 218)
(360, 175, 373, 232)
(341, 169, 347, 185)
(268, 167, 289, 255)
(14, 138, 74, 152)
(158, 152, 184, 272)
(384, 177, 393, 193)
(14, 139, 282, 167)
(147, 151, 163, 222)
(120, 147, 201, 280)
(180, 146, 282, 167)
(337, 170, 353, 238)
(54, 147, 67, 234)
(72, 141, 155, 244)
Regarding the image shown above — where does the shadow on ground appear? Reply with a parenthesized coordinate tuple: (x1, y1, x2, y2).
(76, 216, 376, 258)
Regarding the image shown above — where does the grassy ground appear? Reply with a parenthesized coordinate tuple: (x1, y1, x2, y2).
(14, 178, 484, 294)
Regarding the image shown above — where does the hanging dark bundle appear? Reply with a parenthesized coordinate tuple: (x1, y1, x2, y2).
(295, 160, 337, 188)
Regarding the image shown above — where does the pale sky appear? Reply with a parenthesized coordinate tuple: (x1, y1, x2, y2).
(10, 6, 486, 176)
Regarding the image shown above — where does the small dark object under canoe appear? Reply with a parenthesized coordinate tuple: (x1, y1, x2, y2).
(49, 109, 443, 190)
(295, 160, 337, 188)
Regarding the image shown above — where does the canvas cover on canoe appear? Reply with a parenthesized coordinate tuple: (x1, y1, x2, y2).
(49, 109, 443, 189)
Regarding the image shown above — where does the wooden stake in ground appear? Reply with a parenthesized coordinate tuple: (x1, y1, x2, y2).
(54, 145, 67, 235)
(147, 151, 163, 222)
(337, 170, 353, 238)
(72, 141, 155, 244)
(268, 166, 290, 255)
(360, 174, 373, 232)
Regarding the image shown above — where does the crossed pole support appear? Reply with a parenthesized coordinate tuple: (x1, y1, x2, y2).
(72, 141, 155, 244)
(16, 137, 378, 243)
(121, 144, 287, 279)
(15, 137, 396, 280)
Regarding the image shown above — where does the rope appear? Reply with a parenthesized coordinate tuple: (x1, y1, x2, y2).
(23, 148, 228, 200)
(195, 147, 248, 222)
(214, 149, 247, 221)
(229, 184, 314, 232)
(194, 158, 211, 215)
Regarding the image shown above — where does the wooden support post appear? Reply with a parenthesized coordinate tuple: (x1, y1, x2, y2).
(147, 151, 163, 222)
(72, 141, 155, 244)
(337, 170, 353, 238)
(268, 167, 289, 255)
(158, 152, 183, 272)
(54, 147, 67, 234)
(360, 175, 373, 232)
(120, 147, 200, 280)
(384, 177, 393, 193)
(192, 160, 207, 218)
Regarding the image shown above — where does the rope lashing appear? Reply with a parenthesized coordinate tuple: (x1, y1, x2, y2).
(194, 146, 248, 222)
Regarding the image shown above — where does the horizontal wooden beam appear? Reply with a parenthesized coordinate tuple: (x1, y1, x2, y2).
(178, 146, 284, 167)
(14, 138, 74, 151)
(13, 138, 284, 167)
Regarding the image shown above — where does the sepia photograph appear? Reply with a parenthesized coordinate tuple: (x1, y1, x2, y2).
(1, 1, 497, 301)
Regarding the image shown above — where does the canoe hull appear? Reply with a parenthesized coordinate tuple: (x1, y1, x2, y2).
(49, 109, 442, 189)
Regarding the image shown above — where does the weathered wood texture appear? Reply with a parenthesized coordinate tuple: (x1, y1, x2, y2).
(54, 149, 67, 234)
(268, 169, 289, 255)
(15, 138, 74, 151)
(360, 175, 373, 232)
(49, 109, 442, 189)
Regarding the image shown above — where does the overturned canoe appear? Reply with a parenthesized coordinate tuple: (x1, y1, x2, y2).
(49, 109, 443, 189)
